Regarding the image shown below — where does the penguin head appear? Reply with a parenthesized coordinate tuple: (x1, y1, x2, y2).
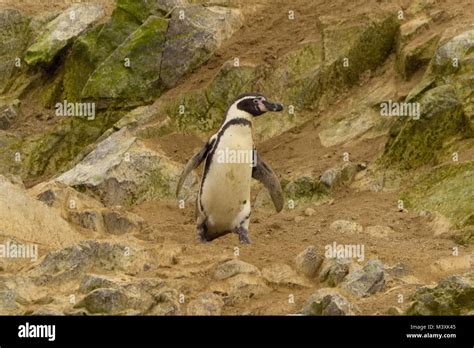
(233, 93, 284, 117)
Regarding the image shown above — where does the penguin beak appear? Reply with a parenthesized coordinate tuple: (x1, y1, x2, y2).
(260, 100, 284, 112)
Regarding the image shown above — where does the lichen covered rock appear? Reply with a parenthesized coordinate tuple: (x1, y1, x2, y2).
(25, 4, 104, 66)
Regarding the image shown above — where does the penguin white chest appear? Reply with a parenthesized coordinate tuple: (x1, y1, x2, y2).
(200, 125, 253, 233)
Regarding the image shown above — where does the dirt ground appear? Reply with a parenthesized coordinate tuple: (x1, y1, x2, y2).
(2, 0, 473, 315)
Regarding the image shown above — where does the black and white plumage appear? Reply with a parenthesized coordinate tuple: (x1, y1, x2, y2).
(176, 93, 284, 243)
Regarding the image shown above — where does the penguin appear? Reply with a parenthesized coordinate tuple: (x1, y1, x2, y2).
(176, 93, 284, 244)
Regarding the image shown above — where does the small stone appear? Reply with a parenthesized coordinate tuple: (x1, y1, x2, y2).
(342, 259, 385, 297)
(295, 246, 323, 278)
(213, 259, 260, 280)
(294, 216, 304, 223)
(319, 258, 352, 286)
(330, 220, 363, 234)
(387, 306, 403, 315)
(262, 264, 308, 287)
(304, 208, 316, 216)
(302, 289, 356, 316)
(187, 293, 224, 315)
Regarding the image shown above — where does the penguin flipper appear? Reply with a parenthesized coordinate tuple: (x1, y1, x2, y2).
(252, 156, 284, 213)
(176, 142, 211, 198)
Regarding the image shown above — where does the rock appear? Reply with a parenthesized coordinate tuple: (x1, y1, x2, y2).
(320, 163, 362, 188)
(283, 176, 328, 202)
(294, 246, 323, 278)
(318, 106, 379, 147)
(30, 307, 64, 316)
(55, 128, 197, 206)
(455, 226, 474, 245)
(160, 5, 243, 88)
(0, 100, 20, 130)
(262, 263, 309, 287)
(148, 287, 180, 315)
(0, 10, 30, 93)
(25, 4, 105, 66)
(387, 306, 403, 315)
(397, 32, 440, 79)
(75, 274, 162, 314)
(401, 161, 474, 228)
(383, 85, 467, 169)
(294, 216, 304, 223)
(79, 274, 121, 293)
(342, 259, 385, 297)
(317, 10, 398, 100)
(102, 209, 144, 235)
(301, 288, 356, 316)
(28, 241, 143, 284)
(187, 293, 224, 315)
(81, 15, 168, 107)
(0, 175, 82, 249)
(430, 255, 472, 273)
(213, 259, 260, 280)
(160, 61, 257, 135)
(365, 225, 394, 239)
(320, 168, 338, 187)
(304, 208, 316, 216)
(75, 288, 130, 314)
(319, 258, 352, 286)
(210, 274, 270, 303)
(406, 273, 474, 315)
(69, 209, 104, 232)
(263, 41, 323, 108)
(329, 220, 363, 234)
(385, 263, 412, 278)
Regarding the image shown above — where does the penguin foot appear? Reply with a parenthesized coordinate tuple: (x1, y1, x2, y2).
(196, 224, 208, 243)
(235, 227, 251, 244)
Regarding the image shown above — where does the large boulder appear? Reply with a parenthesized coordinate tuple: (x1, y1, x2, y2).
(301, 288, 356, 316)
(21, 109, 125, 179)
(401, 161, 474, 228)
(0, 176, 82, 249)
(160, 5, 243, 88)
(0, 9, 30, 93)
(406, 273, 474, 315)
(382, 84, 468, 169)
(24, 4, 105, 66)
(55, 127, 197, 206)
(342, 259, 385, 297)
(81, 16, 168, 107)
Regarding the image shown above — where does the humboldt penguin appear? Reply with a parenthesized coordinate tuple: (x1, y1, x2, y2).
(176, 93, 284, 243)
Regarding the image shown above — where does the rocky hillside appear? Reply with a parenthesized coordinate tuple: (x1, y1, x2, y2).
(0, 0, 472, 315)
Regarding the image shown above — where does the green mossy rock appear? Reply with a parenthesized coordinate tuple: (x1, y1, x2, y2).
(24, 4, 104, 66)
(382, 85, 469, 169)
(81, 16, 168, 107)
(63, 8, 142, 102)
(116, 0, 180, 22)
(0, 10, 31, 93)
(164, 62, 257, 135)
(406, 274, 474, 315)
(282, 176, 328, 203)
(401, 161, 474, 228)
(318, 12, 399, 103)
(21, 110, 125, 179)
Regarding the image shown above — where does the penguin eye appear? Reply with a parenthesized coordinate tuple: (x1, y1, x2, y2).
(253, 99, 259, 104)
